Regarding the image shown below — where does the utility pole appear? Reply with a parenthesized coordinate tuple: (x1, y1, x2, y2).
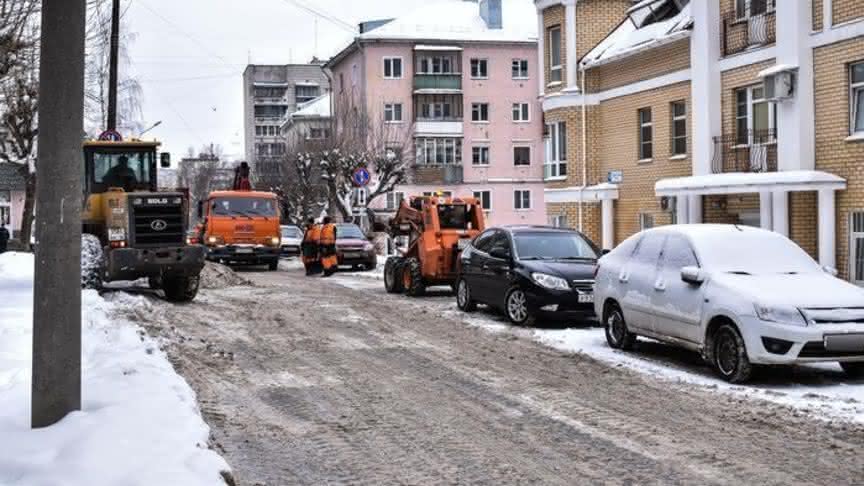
(31, 0, 87, 428)
(107, 0, 120, 130)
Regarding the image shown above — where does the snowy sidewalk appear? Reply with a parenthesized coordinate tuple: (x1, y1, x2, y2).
(0, 252, 230, 485)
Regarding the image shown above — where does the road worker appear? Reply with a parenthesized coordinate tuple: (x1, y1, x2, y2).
(301, 218, 322, 275)
(319, 216, 338, 277)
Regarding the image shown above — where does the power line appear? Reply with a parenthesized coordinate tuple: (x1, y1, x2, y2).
(278, 0, 357, 33)
(135, 0, 235, 68)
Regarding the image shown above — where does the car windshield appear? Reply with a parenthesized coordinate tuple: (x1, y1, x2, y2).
(92, 150, 153, 189)
(337, 225, 365, 239)
(694, 230, 821, 274)
(438, 204, 468, 230)
(281, 227, 302, 238)
(211, 197, 277, 217)
(514, 232, 598, 261)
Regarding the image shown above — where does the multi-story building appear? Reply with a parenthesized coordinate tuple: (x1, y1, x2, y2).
(280, 93, 332, 147)
(536, 0, 864, 284)
(325, 0, 547, 226)
(242, 62, 330, 182)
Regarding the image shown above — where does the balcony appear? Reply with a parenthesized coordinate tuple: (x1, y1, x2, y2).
(721, 5, 776, 57)
(414, 119, 463, 136)
(413, 74, 462, 93)
(712, 130, 778, 173)
(410, 164, 463, 185)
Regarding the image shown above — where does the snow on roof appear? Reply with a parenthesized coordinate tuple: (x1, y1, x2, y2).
(655, 170, 847, 196)
(291, 93, 331, 119)
(253, 81, 289, 87)
(358, 0, 537, 43)
(414, 45, 463, 51)
(757, 63, 798, 78)
(582, 1, 692, 68)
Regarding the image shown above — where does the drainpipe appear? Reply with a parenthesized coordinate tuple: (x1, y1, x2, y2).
(578, 62, 587, 231)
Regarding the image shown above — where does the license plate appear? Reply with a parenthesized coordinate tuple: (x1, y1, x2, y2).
(457, 238, 471, 250)
(235, 248, 253, 254)
(824, 334, 864, 352)
(578, 293, 594, 304)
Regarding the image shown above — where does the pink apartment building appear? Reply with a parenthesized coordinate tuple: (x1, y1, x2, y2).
(325, 0, 546, 226)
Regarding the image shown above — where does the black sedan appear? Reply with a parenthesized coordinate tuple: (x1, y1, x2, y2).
(456, 226, 600, 326)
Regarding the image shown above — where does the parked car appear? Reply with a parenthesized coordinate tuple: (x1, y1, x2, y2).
(280, 225, 303, 257)
(336, 223, 377, 271)
(594, 224, 864, 383)
(456, 226, 600, 325)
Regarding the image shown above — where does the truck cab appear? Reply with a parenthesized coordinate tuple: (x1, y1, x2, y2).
(199, 190, 282, 270)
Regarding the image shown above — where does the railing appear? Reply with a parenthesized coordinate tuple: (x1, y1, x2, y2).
(410, 164, 463, 184)
(720, 8, 776, 57)
(415, 116, 463, 123)
(414, 74, 462, 91)
(712, 129, 777, 173)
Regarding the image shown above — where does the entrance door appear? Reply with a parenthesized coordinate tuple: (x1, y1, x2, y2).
(852, 212, 864, 286)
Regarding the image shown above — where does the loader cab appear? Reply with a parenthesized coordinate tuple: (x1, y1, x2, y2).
(83, 140, 161, 196)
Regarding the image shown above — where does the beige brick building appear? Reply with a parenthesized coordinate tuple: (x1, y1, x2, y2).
(535, 0, 864, 285)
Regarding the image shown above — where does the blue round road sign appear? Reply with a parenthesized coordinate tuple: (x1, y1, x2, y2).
(352, 167, 371, 187)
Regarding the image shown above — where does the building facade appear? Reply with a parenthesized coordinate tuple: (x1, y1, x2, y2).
(536, 0, 864, 284)
(242, 63, 330, 182)
(326, 0, 547, 226)
(0, 163, 26, 238)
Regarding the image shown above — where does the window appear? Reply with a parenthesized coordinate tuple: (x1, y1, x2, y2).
(472, 146, 490, 166)
(487, 231, 512, 257)
(309, 128, 330, 140)
(416, 55, 459, 74)
(295, 85, 319, 104)
(736, 0, 775, 19)
(470, 58, 488, 78)
(661, 235, 699, 270)
(851, 62, 864, 135)
(473, 190, 492, 211)
(384, 103, 403, 123)
(383, 57, 403, 79)
(549, 214, 566, 228)
(736, 85, 777, 145)
(544, 121, 567, 179)
(638, 108, 653, 160)
(255, 126, 262, 136)
(254, 87, 285, 98)
(512, 59, 529, 79)
(415, 138, 463, 165)
(512, 103, 530, 122)
(633, 233, 664, 264)
(471, 103, 489, 122)
(639, 212, 655, 230)
(514, 190, 531, 210)
(548, 26, 562, 83)
(513, 146, 531, 166)
(386, 191, 405, 210)
(423, 191, 453, 198)
(670, 100, 687, 156)
(472, 230, 497, 252)
(852, 211, 864, 284)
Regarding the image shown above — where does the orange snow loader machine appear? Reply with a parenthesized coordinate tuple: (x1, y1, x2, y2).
(197, 162, 282, 271)
(384, 195, 486, 296)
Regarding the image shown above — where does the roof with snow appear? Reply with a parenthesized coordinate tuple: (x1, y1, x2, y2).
(0, 162, 26, 191)
(582, 0, 692, 68)
(655, 170, 847, 196)
(291, 93, 331, 119)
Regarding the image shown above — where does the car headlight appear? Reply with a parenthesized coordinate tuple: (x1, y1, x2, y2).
(269, 236, 280, 246)
(532, 273, 570, 291)
(207, 235, 224, 245)
(108, 228, 126, 241)
(364, 242, 374, 251)
(754, 303, 808, 326)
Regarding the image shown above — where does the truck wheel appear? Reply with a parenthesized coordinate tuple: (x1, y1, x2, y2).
(162, 275, 200, 303)
(81, 234, 104, 290)
(403, 257, 425, 297)
(148, 276, 163, 290)
(840, 362, 864, 379)
(384, 257, 405, 293)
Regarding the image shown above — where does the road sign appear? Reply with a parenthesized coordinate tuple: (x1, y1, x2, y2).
(352, 167, 371, 187)
(98, 129, 123, 142)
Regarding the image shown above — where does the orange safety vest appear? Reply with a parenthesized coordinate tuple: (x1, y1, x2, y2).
(304, 224, 322, 243)
(320, 224, 337, 246)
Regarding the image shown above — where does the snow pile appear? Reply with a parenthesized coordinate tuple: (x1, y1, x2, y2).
(0, 252, 231, 485)
(200, 261, 250, 289)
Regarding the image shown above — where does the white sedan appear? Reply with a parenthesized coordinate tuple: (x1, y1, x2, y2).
(594, 224, 864, 383)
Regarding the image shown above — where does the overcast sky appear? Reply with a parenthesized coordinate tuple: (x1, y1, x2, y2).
(127, 0, 427, 161)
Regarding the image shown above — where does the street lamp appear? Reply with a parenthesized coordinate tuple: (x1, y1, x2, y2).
(139, 120, 162, 138)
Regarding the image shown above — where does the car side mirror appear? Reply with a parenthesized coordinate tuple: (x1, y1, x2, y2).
(197, 200, 204, 219)
(681, 266, 705, 285)
(823, 265, 839, 277)
(160, 152, 171, 168)
(489, 247, 511, 260)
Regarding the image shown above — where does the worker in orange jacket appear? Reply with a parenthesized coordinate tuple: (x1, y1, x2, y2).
(301, 218, 322, 275)
(319, 216, 339, 277)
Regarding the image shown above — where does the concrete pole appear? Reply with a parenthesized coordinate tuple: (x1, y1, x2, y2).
(689, 0, 722, 176)
(675, 195, 689, 224)
(688, 195, 703, 224)
(536, 11, 545, 97)
(564, 0, 578, 91)
(31, 0, 86, 429)
(759, 191, 773, 230)
(818, 189, 836, 268)
(772, 191, 789, 236)
(601, 198, 614, 250)
(106, 0, 120, 130)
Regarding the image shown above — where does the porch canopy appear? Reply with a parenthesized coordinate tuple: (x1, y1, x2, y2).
(545, 183, 619, 250)
(655, 170, 847, 267)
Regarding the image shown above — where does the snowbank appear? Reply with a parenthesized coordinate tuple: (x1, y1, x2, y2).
(200, 261, 250, 290)
(0, 252, 230, 485)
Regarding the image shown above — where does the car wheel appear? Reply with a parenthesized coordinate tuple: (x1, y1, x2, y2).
(268, 260, 279, 271)
(384, 257, 405, 294)
(712, 324, 752, 383)
(604, 304, 637, 350)
(840, 362, 864, 379)
(403, 257, 425, 297)
(456, 278, 477, 312)
(505, 287, 535, 326)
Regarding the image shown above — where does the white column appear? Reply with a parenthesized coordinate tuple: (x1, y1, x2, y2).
(676, 195, 689, 225)
(564, 0, 578, 91)
(772, 191, 789, 236)
(601, 198, 614, 250)
(775, 0, 815, 171)
(689, 0, 722, 176)
(537, 11, 545, 97)
(759, 191, 773, 230)
(818, 189, 836, 268)
(823, 0, 833, 31)
(688, 195, 702, 224)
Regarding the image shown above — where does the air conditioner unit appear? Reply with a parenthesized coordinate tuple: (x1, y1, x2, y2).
(760, 67, 796, 101)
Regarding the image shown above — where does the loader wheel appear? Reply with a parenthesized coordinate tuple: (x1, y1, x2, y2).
(384, 257, 405, 294)
(163, 274, 200, 303)
(403, 257, 425, 297)
(81, 234, 104, 290)
(148, 276, 163, 290)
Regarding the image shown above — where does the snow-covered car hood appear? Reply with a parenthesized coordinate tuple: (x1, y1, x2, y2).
(711, 271, 864, 308)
